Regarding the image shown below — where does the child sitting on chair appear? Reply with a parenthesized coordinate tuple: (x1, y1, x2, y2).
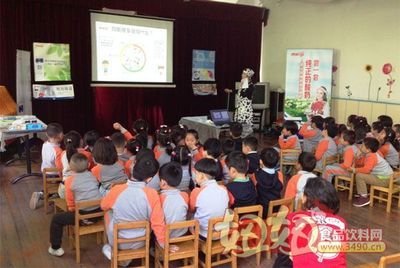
(48, 153, 101, 257)
(159, 162, 189, 238)
(314, 124, 338, 170)
(299, 115, 324, 153)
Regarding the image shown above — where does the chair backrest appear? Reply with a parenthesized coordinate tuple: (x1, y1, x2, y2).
(323, 154, 339, 167)
(43, 167, 62, 182)
(207, 214, 234, 242)
(267, 197, 294, 218)
(378, 253, 400, 268)
(74, 199, 104, 224)
(233, 205, 263, 222)
(280, 149, 301, 161)
(165, 220, 199, 259)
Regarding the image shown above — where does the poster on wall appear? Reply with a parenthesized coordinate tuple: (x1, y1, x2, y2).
(33, 43, 71, 81)
(284, 49, 333, 121)
(192, 49, 217, 95)
(32, 84, 74, 99)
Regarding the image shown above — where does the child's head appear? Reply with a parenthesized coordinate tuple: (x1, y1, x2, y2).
(242, 136, 258, 154)
(46, 123, 63, 142)
(347, 114, 358, 129)
(379, 128, 399, 150)
(64, 131, 82, 163)
(297, 152, 316, 172)
(83, 130, 100, 151)
(282, 120, 298, 136)
(171, 145, 191, 166)
(311, 115, 324, 131)
(69, 153, 89, 173)
(322, 124, 338, 139)
(222, 139, 235, 156)
(354, 116, 368, 130)
(110, 132, 126, 152)
(355, 126, 368, 144)
(132, 157, 159, 182)
(194, 158, 220, 185)
(337, 124, 348, 137)
(323, 117, 336, 128)
(136, 148, 156, 161)
(226, 151, 248, 178)
(316, 86, 328, 101)
(159, 162, 182, 189)
(170, 130, 186, 147)
(259, 148, 279, 169)
(229, 122, 243, 138)
(93, 137, 118, 165)
(302, 177, 340, 214)
(371, 121, 384, 138)
(156, 125, 172, 147)
(203, 138, 222, 159)
(340, 130, 356, 146)
(378, 115, 393, 128)
(132, 119, 149, 134)
(126, 139, 143, 156)
(185, 129, 200, 149)
(361, 137, 380, 153)
(393, 124, 400, 138)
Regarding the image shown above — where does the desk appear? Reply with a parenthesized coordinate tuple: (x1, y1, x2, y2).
(179, 116, 229, 144)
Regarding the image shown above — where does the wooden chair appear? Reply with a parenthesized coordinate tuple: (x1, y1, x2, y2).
(279, 149, 301, 177)
(378, 253, 400, 268)
(314, 154, 339, 175)
(265, 197, 295, 259)
(233, 205, 263, 266)
(370, 172, 400, 213)
(155, 220, 199, 268)
(111, 221, 150, 268)
(335, 170, 356, 200)
(42, 168, 62, 214)
(199, 216, 237, 268)
(71, 199, 105, 263)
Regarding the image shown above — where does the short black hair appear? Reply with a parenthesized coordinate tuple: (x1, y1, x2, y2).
(171, 145, 191, 166)
(378, 115, 393, 128)
(243, 136, 258, 151)
(347, 114, 358, 127)
(203, 138, 222, 159)
(363, 137, 380, 153)
(159, 162, 182, 187)
(298, 152, 316, 172)
(311, 115, 324, 130)
(136, 148, 155, 161)
(225, 151, 248, 174)
(260, 148, 279, 168)
(70, 153, 88, 173)
(342, 130, 355, 145)
(126, 139, 143, 156)
(132, 157, 159, 181)
(324, 117, 336, 127)
(303, 177, 340, 214)
(229, 122, 243, 138)
(46, 123, 63, 138)
(372, 121, 384, 133)
(83, 130, 100, 148)
(194, 158, 220, 178)
(283, 121, 299, 135)
(110, 132, 126, 148)
(93, 138, 118, 165)
(325, 124, 338, 138)
(222, 139, 235, 155)
(132, 119, 149, 134)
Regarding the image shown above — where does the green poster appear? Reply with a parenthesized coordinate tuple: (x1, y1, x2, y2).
(33, 43, 71, 81)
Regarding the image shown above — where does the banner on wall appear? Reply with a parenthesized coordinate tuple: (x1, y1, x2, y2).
(284, 49, 333, 122)
(192, 49, 217, 95)
(33, 42, 71, 82)
(32, 84, 74, 99)
(16, 50, 32, 115)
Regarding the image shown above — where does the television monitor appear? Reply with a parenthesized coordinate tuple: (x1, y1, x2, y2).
(252, 82, 269, 109)
(210, 109, 231, 126)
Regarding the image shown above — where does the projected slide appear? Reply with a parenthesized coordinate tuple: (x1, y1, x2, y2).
(95, 21, 167, 82)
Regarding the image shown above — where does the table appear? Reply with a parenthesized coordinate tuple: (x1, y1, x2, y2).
(179, 116, 230, 144)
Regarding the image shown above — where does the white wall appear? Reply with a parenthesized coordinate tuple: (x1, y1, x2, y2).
(261, 0, 400, 105)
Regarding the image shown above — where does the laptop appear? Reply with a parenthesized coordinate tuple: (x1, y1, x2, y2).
(210, 109, 231, 126)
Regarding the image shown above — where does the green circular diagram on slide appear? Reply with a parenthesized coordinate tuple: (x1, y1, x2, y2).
(120, 44, 146, 72)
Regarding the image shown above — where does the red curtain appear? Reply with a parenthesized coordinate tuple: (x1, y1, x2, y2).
(0, 0, 267, 136)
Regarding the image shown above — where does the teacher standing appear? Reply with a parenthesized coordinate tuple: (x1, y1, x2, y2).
(224, 68, 255, 125)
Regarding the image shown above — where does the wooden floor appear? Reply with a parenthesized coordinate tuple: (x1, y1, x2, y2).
(1, 156, 399, 267)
